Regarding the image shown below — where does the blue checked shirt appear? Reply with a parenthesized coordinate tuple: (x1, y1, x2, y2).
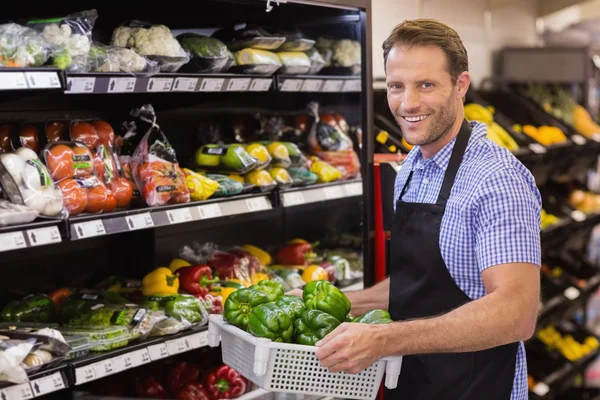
(393, 121, 541, 400)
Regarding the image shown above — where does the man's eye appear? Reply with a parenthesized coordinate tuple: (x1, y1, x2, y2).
(421, 82, 433, 89)
(388, 84, 402, 90)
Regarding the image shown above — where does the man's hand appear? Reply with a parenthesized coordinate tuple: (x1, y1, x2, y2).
(285, 289, 303, 298)
(315, 322, 386, 374)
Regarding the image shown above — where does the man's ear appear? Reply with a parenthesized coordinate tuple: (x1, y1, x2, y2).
(456, 71, 471, 100)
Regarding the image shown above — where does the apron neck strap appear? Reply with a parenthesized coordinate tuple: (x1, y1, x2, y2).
(435, 119, 472, 206)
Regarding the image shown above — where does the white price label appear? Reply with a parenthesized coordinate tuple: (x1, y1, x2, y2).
(324, 186, 345, 200)
(0, 232, 26, 252)
(197, 204, 223, 220)
(112, 354, 128, 373)
(322, 80, 344, 92)
(564, 286, 581, 300)
(26, 226, 61, 247)
(130, 348, 151, 366)
(166, 337, 192, 355)
(280, 79, 303, 92)
(572, 134, 587, 145)
(147, 77, 174, 92)
(246, 197, 271, 212)
(0, 72, 27, 90)
(75, 365, 97, 384)
(342, 79, 362, 92)
(250, 78, 272, 91)
(24, 72, 61, 89)
(74, 220, 106, 239)
(108, 77, 136, 93)
(533, 382, 550, 396)
(94, 359, 115, 378)
(66, 77, 96, 93)
(529, 143, 547, 154)
(199, 78, 225, 92)
(227, 78, 251, 91)
(148, 343, 169, 360)
(31, 372, 65, 396)
(344, 182, 363, 197)
(0, 383, 34, 400)
(126, 213, 154, 231)
(173, 77, 198, 92)
(283, 192, 306, 207)
(301, 79, 323, 92)
(571, 210, 587, 222)
(166, 208, 193, 225)
(189, 331, 209, 349)
(593, 133, 600, 143)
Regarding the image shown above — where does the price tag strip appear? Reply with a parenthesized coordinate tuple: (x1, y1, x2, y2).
(323, 186, 345, 200)
(66, 77, 96, 93)
(30, 372, 65, 396)
(166, 208, 193, 225)
(249, 78, 272, 91)
(321, 80, 344, 92)
(0, 231, 27, 252)
(344, 182, 363, 197)
(342, 79, 362, 92)
(199, 78, 225, 92)
(26, 226, 61, 247)
(227, 78, 251, 91)
(197, 204, 223, 220)
(189, 330, 209, 349)
(24, 72, 61, 89)
(0, 72, 28, 90)
(166, 336, 192, 355)
(173, 77, 199, 92)
(147, 77, 174, 92)
(107, 77, 136, 93)
(282, 183, 361, 206)
(245, 197, 272, 212)
(280, 79, 304, 92)
(0, 383, 34, 400)
(282, 191, 306, 207)
(73, 220, 106, 239)
(126, 213, 155, 231)
(148, 342, 170, 361)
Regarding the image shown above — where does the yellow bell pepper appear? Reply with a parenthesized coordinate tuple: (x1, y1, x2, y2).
(142, 267, 179, 296)
(209, 287, 238, 304)
(242, 244, 272, 266)
(227, 278, 250, 287)
(169, 258, 191, 273)
(250, 272, 270, 285)
(302, 265, 328, 283)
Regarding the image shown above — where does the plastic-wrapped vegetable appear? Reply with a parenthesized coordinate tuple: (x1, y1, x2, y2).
(288, 168, 318, 186)
(0, 23, 48, 68)
(177, 33, 234, 73)
(244, 143, 271, 170)
(269, 167, 293, 189)
(87, 43, 158, 73)
(182, 168, 219, 201)
(232, 48, 282, 75)
(263, 142, 291, 168)
(306, 48, 326, 75)
(205, 174, 244, 198)
(281, 142, 307, 167)
(194, 144, 258, 174)
(245, 170, 276, 192)
(277, 52, 311, 75)
(309, 158, 342, 183)
(212, 24, 285, 51)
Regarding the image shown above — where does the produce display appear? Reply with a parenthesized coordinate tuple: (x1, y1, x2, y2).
(541, 209, 560, 230)
(464, 103, 520, 151)
(537, 325, 599, 361)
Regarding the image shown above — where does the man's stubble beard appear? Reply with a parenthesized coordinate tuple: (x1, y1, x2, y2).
(395, 98, 458, 147)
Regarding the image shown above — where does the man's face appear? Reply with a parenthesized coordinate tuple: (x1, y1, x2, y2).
(385, 44, 459, 147)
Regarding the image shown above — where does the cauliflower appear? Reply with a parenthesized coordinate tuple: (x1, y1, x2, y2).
(111, 25, 186, 57)
(332, 39, 360, 67)
(69, 33, 90, 56)
(42, 24, 71, 47)
(114, 48, 147, 72)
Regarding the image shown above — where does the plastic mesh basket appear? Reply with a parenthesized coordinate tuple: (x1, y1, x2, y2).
(208, 315, 403, 400)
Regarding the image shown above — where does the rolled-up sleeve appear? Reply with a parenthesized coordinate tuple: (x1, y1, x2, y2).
(473, 167, 542, 272)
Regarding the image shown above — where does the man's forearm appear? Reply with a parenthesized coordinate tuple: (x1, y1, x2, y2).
(346, 278, 390, 316)
(379, 287, 536, 356)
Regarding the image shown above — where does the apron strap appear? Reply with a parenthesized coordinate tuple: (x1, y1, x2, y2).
(436, 120, 472, 206)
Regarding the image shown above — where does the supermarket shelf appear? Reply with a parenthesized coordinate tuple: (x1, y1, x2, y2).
(0, 219, 63, 253)
(280, 179, 362, 207)
(275, 75, 361, 92)
(0, 363, 69, 399)
(68, 193, 275, 240)
(65, 72, 274, 94)
(74, 388, 271, 400)
(0, 69, 63, 91)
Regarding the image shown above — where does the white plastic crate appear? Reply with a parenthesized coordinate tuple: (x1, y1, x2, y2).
(208, 314, 403, 400)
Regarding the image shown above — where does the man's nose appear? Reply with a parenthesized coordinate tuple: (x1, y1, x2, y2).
(402, 88, 420, 112)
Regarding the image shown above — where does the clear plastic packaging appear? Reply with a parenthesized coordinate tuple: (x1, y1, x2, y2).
(27, 9, 98, 72)
(111, 22, 190, 72)
(233, 48, 282, 75)
(58, 326, 131, 352)
(205, 174, 244, 198)
(245, 143, 272, 170)
(212, 25, 286, 52)
(64, 335, 92, 360)
(268, 167, 293, 189)
(0, 322, 59, 332)
(129, 104, 190, 207)
(305, 48, 326, 75)
(288, 168, 318, 187)
(45, 121, 68, 143)
(261, 142, 291, 168)
(182, 168, 219, 201)
(194, 144, 259, 174)
(0, 123, 14, 153)
(177, 33, 234, 73)
(0, 23, 49, 68)
(277, 52, 311, 75)
(271, 28, 315, 52)
(87, 43, 159, 74)
(0, 148, 66, 217)
(315, 37, 361, 75)
(281, 142, 307, 168)
(244, 170, 277, 192)
(0, 200, 38, 226)
(0, 337, 35, 383)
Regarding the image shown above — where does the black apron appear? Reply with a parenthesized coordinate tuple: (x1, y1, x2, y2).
(385, 120, 518, 400)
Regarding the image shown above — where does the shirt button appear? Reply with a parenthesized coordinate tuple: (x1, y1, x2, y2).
(423, 178, 430, 185)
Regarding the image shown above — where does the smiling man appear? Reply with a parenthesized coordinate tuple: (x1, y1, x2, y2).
(312, 19, 542, 400)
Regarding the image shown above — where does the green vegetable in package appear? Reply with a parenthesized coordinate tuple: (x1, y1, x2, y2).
(223, 288, 270, 331)
(60, 291, 129, 322)
(236, 48, 281, 66)
(66, 304, 155, 340)
(1, 294, 54, 323)
(206, 174, 244, 197)
(248, 303, 294, 343)
(140, 294, 206, 325)
(353, 309, 392, 325)
(293, 309, 340, 346)
(249, 280, 284, 302)
(303, 280, 351, 323)
(288, 168, 318, 186)
(275, 295, 305, 321)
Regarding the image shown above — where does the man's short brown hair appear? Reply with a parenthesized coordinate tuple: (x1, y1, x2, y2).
(382, 19, 469, 84)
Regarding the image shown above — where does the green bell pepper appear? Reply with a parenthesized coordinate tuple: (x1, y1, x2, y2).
(248, 303, 294, 343)
(249, 280, 284, 302)
(275, 295, 305, 321)
(353, 309, 393, 324)
(293, 309, 341, 346)
(140, 294, 205, 325)
(224, 288, 270, 330)
(1, 294, 55, 323)
(303, 280, 351, 323)
(60, 291, 128, 322)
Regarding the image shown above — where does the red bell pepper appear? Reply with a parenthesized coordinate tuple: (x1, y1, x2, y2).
(208, 251, 249, 280)
(204, 365, 248, 399)
(168, 361, 201, 395)
(275, 242, 316, 266)
(228, 247, 260, 275)
(135, 376, 170, 399)
(176, 382, 211, 400)
(196, 293, 223, 314)
(178, 265, 219, 297)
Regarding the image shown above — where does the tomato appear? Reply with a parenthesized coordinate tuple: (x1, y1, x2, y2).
(85, 183, 108, 213)
(319, 114, 337, 128)
(20, 124, 40, 153)
(109, 178, 133, 208)
(71, 121, 99, 149)
(46, 144, 74, 181)
(93, 153, 105, 181)
(72, 146, 93, 178)
(46, 121, 66, 142)
(138, 161, 189, 207)
(0, 123, 13, 153)
(57, 178, 87, 215)
(92, 120, 115, 148)
(104, 188, 117, 213)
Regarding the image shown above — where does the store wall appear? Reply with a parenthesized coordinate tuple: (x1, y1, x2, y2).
(372, 0, 539, 87)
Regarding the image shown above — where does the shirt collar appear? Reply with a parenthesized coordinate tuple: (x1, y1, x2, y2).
(402, 121, 486, 172)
